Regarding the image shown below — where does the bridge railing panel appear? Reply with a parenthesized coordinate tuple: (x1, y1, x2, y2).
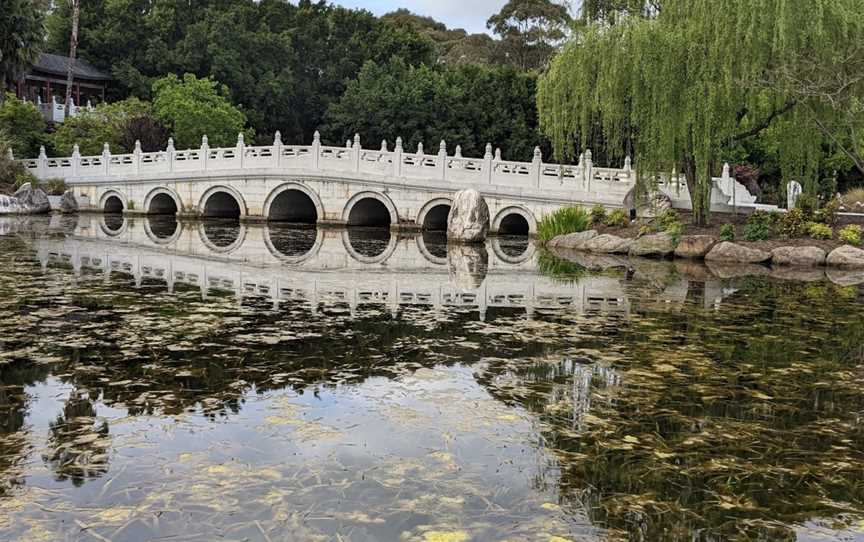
(445, 157, 485, 184)
(173, 149, 204, 172)
(402, 153, 442, 181)
(281, 146, 313, 169)
(318, 146, 354, 173)
(358, 150, 394, 176)
(243, 146, 277, 169)
(491, 160, 533, 187)
(208, 147, 241, 170)
(139, 151, 170, 174)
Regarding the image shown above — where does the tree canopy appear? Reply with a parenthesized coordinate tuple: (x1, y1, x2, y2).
(538, 0, 864, 224)
(0, 0, 44, 100)
(487, 0, 572, 71)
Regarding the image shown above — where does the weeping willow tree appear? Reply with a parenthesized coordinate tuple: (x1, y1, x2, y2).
(538, 0, 864, 225)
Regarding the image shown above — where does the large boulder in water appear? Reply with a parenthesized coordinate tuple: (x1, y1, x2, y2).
(60, 189, 79, 214)
(826, 245, 864, 269)
(547, 230, 597, 250)
(0, 183, 50, 215)
(705, 241, 771, 264)
(448, 243, 489, 288)
(584, 233, 633, 254)
(447, 189, 489, 243)
(630, 232, 676, 258)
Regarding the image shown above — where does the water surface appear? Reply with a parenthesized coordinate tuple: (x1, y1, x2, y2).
(1, 215, 863, 541)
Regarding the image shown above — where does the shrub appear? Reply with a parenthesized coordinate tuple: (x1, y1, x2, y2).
(0, 136, 38, 194)
(589, 204, 607, 225)
(839, 225, 863, 246)
(814, 197, 840, 226)
(658, 209, 681, 230)
(119, 115, 169, 152)
(807, 222, 833, 240)
(719, 224, 735, 241)
(795, 193, 818, 219)
(604, 208, 629, 227)
(50, 97, 152, 156)
(638, 223, 654, 237)
(742, 210, 775, 241)
(777, 208, 808, 238)
(0, 93, 46, 158)
(44, 178, 67, 196)
(665, 221, 684, 243)
(537, 206, 590, 243)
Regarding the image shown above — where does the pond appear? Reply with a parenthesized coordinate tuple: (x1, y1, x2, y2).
(1, 215, 863, 541)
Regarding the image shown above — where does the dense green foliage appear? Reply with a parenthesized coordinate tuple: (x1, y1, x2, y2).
(742, 210, 777, 241)
(0, 0, 44, 95)
(0, 94, 46, 157)
(49, 97, 151, 156)
(538, 0, 864, 224)
(807, 222, 833, 240)
(537, 206, 590, 242)
(839, 224, 863, 246)
(324, 59, 544, 160)
(152, 74, 247, 149)
(486, 0, 571, 71)
(604, 208, 629, 227)
(719, 224, 735, 242)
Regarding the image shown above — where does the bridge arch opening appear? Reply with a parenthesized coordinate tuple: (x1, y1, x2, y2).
(203, 191, 241, 219)
(148, 193, 178, 215)
(422, 204, 451, 231)
(268, 189, 318, 223)
(348, 198, 391, 227)
(104, 195, 124, 214)
(498, 213, 530, 235)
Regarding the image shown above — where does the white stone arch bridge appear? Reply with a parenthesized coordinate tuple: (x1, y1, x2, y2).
(18, 132, 761, 234)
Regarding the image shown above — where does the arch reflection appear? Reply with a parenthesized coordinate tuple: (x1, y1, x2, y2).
(416, 231, 448, 265)
(265, 224, 322, 263)
(199, 220, 245, 253)
(101, 214, 126, 235)
(145, 216, 180, 243)
(342, 227, 397, 264)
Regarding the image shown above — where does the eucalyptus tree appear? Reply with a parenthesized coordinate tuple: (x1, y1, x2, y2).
(487, 0, 572, 71)
(538, 0, 864, 224)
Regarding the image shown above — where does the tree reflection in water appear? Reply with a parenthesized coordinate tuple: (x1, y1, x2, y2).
(43, 390, 110, 486)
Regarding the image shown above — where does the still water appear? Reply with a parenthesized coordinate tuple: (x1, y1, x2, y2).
(1, 215, 863, 541)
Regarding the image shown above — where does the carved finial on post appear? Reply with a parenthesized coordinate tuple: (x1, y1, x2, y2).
(439, 140, 447, 155)
(494, 148, 502, 161)
(274, 130, 282, 145)
(454, 145, 462, 158)
(167, 137, 175, 152)
(39, 145, 47, 159)
(395, 136, 403, 151)
(102, 142, 110, 155)
(585, 149, 592, 163)
(417, 142, 424, 155)
(380, 139, 388, 152)
(134, 140, 142, 152)
(72, 144, 80, 157)
(237, 132, 245, 146)
(624, 155, 632, 171)
(722, 162, 730, 179)
(6, 147, 13, 160)
(353, 133, 361, 148)
(201, 134, 209, 148)
(533, 146, 542, 161)
(346, 139, 352, 149)
(484, 143, 493, 160)
(86, 99, 93, 109)
(313, 130, 321, 144)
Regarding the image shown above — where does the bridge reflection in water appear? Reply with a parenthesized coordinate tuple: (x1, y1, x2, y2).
(29, 213, 734, 320)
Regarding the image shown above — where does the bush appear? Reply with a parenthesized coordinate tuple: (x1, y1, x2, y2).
(807, 222, 833, 240)
(0, 93, 46, 158)
(50, 97, 152, 156)
(589, 204, 607, 225)
(839, 225, 862, 246)
(604, 209, 629, 227)
(537, 207, 590, 243)
(795, 193, 818, 219)
(658, 209, 681, 230)
(0, 136, 38, 194)
(814, 197, 840, 226)
(119, 115, 169, 152)
(665, 221, 684, 243)
(742, 210, 776, 241)
(43, 178, 67, 196)
(719, 224, 735, 241)
(777, 208, 808, 238)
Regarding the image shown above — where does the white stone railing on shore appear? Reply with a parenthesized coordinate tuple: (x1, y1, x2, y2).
(14, 131, 762, 211)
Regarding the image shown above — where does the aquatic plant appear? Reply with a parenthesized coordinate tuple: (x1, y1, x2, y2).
(537, 206, 590, 243)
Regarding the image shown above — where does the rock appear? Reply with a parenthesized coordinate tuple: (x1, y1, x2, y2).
(705, 242, 771, 264)
(624, 187, 673, 218)
(447, 189, 489, 243)
(826, 245, 864, 268)
(60, 190, 79, 214)
(674, 235, 718, 259)
(770, 246, 826, 267)
(1, 183, 50, 215)
(826, 269, 864, 287)
(548, 247, 628, 270)
(630, 232, 675, 258)
(547, 230, 597, 250)
(705, 261, 771, 279)
(674, 260, 715, 281)
(584, 233, 633, 254)
(770, 267, 825, 282)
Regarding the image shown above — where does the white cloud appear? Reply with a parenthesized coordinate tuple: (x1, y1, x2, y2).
(316, 0, 508, 34)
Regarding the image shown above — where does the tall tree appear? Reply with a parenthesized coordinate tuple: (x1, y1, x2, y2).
(64, 0, 80, 113)
(538, 0, 864, 225)
(0, 0, 44, 104)
(487, 0, 572, 71)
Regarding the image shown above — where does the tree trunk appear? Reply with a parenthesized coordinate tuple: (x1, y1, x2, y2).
(64, 0, 80, 115)
(682, 152, 709, 226)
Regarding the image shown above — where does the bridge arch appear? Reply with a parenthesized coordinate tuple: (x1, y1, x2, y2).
(264, 182, 323, 223)
(99, 190, 127, 214)
(417, 197, 452, 231)
(492, 206, 537, 235)
(199, 185, 247, 219)
(144, 187, 182, 215)
(343, 191, 398, 227)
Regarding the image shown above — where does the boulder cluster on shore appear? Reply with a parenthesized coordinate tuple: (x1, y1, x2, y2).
(548, 230, 864, 269)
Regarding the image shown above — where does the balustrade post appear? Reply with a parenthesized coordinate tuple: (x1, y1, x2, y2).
(71, 144, 79, 177)
(484, 143, 493, 184)
(37, 145, 48, 179)
(133, 140, 141, 174)
(236, 133, 245, 169)
(352, 133, 361, 172)
(101, 143, 111, 177)
(312, 131, 321, 171)
(438, 140, 447, 180)
(201, 135, 209, 171)
(493, 148, 502, 185)
(166, 137, 175, 172)
(721, 162, 732, 194)
(532, 146, 542, 188)
(394, 137, 403, 177)
(273, 131, 283, 168)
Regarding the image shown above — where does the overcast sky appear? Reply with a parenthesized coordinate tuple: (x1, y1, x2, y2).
(310, 1, 516, 35)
